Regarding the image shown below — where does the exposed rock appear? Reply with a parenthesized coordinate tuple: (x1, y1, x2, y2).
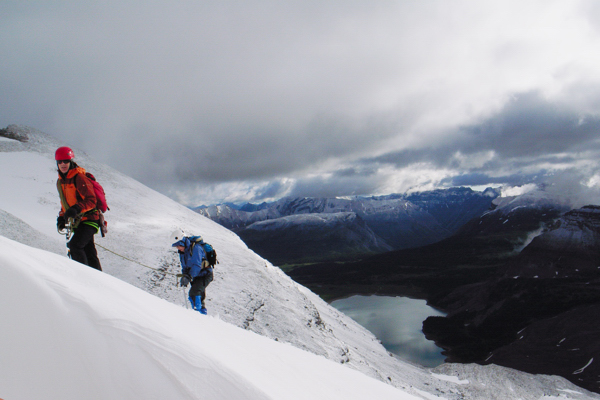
(0, 125, 30, 142)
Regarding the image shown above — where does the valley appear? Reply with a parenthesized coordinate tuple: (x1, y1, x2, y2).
(201, 189, 600, 394)
(290, 202, 600, 394)
(195, 187, 500, 265)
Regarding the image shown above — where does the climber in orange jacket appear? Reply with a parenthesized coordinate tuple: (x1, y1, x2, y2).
(55, 146, 102, 271)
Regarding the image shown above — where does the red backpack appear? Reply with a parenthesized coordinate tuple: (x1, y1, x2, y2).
(84, 172, 109, 213)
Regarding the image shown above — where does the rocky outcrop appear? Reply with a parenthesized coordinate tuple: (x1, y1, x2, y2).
(0, 125, 30, 142)
(503, 205, 600, 278)
(423, 205, 600, 394)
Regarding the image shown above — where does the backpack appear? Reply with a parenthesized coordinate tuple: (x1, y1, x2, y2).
(84, 172, 109, 213)
(203, 242, 218, 267)
(190, 237, 218, 268)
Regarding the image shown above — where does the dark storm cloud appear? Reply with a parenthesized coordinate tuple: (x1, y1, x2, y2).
(249, 180, 290, 203)
(458, 92, 600, 158)
(332, 165, 380, 179)
(283, 165, 384, 199)
(0, 1, 406, 183)
(1, 1, 600, 205)
(285, 173, 384, 200)
(138, 111, 401, 186)
(366, 91, 600, 173)
(366, 148, 438, 169)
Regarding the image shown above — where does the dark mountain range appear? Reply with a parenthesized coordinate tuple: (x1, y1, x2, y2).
(288, 189, 569, 300)
(195, 187, 500, 264)
(238, 212, 393, 264)
(422, 205, 600, 394)
(290, 192, 600, 392)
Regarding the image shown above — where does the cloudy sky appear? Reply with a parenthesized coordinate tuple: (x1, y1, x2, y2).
(2, 1, 600, 206)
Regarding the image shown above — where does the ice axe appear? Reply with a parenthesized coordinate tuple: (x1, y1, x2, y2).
(58, 218, 74, 259)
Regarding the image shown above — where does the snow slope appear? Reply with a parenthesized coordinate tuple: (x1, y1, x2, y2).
(1, 125, 598, 399)
(0, 236, 412, 400)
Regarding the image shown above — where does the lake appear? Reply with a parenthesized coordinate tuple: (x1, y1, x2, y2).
(330, 295, 446, 367)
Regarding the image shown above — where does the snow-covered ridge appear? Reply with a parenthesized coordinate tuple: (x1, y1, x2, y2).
(196, 188, 500, 257)
(1, 125, 598, 399)
(247, 211, 359, 230)
(197, 189, 498, 230)
(491, 189, 571, 215)
(0, 236, 412, 400)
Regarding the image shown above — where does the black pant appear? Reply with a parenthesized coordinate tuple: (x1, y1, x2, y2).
(189, 269, 214, 304)
(68, 223, 102, 271)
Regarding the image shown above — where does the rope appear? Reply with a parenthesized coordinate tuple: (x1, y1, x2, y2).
(95, 243, 191, 309)
(95, 243, 179, 277)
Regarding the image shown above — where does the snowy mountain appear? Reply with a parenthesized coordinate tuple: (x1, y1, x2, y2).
(0, 236, 410, 400)
(239, 212, 393, 264)
(196, 188, 499, 264)
(447, 187, 572, 255)
(404, 187, 500, 233)
(1, 124, 597, 399)
(502, 205, 600, 278)
(288, 186, 572, 302)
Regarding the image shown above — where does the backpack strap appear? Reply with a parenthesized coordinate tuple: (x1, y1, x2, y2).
(189, 237, 210, 265)
(189, 237, 201, 254)
(56, 178, 70, 213)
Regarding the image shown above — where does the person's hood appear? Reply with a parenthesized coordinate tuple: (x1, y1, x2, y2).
(171, 236, 191, 248)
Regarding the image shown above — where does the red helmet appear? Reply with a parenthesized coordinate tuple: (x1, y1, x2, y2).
(55, 146, 75, 161)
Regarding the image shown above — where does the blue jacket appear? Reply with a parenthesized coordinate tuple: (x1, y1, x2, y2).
(172, 236, 212, 279)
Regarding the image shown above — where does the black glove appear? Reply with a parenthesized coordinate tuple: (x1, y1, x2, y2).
(64, 206, 80, 219)
(57, 216, 65, 231)
(180, 274, 191, 287)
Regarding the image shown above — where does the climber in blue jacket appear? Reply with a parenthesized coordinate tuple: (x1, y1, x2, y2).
(171, 231, 214, 315)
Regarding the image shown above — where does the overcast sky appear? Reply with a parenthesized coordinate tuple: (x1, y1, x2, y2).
(2, 1, 600, 206)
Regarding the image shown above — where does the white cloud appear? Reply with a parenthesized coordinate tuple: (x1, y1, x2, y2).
(1, 0, 600, 204)
(501, 184, 538, 197)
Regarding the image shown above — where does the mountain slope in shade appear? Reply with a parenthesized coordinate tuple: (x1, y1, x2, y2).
(238, 212, 393, 264)
(196, 188, 500, 264)
(288, 187, 570, 303)
(502, 205, 600, 278)
(423, 205, 600, 394)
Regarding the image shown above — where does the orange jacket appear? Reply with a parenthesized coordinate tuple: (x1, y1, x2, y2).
(58, 166, 99, 221)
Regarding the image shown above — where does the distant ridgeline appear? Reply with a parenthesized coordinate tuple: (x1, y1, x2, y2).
(0, 125, 30, 142)
(194, 187, 500, 265)
(289, 189, 600, 394)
